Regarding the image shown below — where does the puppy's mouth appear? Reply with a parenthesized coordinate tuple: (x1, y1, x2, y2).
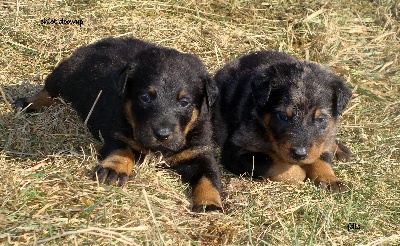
(148, 135, 184, 155)
(290, 158, 315, 165)
(147, 145, 181, 157)
(113, 132, 183, 156)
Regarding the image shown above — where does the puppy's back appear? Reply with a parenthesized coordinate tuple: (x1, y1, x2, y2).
(45, 38, 152, 100)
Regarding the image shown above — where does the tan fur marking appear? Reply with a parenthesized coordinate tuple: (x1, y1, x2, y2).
(183, 108, 199, 137)
(286, 106, 294, 118)
(192, 177, 222, 209)
(25, 90, 54, 110)
(314, 108, 321, 120)
(304, 159, 348, 192)
(101, 148, 135, 176)
(263, 114, 270, 127)
(121, 100, 149, 153)
(265, 157, 306, 183)
(303, 159, 340, 184)
(263, 114, 292, 162)
(124, 100, 135, 131)
(148, 86, 156, 97)
(178, 90, 186, 100)
(264, 113, 306, 182)
(263, 114, 278, 152)
(307, 119, 336, 161)
(165, 146, 210, 166)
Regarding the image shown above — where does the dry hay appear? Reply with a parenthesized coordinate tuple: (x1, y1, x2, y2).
(1, 0, 399, 245)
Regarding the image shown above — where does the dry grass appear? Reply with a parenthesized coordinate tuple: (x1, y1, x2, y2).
(1, 0, 399, 245)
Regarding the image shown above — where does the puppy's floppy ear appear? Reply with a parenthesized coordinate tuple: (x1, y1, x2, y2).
(203, 75, 218, 108)
(250, 69, 275, 107)
(331, 76, 352, 115)
(113, 63, 136, 96)
(251, 62, 302, 107)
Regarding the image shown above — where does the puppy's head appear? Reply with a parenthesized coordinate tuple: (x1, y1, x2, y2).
(113, 47, 217, 155)
(251, 61, 351, 164)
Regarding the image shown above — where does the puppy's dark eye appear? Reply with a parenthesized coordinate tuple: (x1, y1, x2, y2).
(179, 98, 190, 107)
(316, 115, 330, 124)
(139, 93, 151, 103)
(316, 115, 326, 123)
(276, 112, 289, 122)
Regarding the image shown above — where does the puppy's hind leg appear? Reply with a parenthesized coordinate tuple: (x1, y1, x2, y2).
(13, 88, 55, 113)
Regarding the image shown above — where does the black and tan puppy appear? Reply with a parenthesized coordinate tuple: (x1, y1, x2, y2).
(14, 37, 222, 212)
(212, 51, 352, 192)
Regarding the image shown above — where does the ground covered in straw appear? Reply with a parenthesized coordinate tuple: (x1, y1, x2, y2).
(1, 0, 399, 245)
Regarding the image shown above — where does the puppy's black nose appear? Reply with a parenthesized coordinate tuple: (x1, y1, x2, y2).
(291, 147, 308, 160)
(154, 128, 172, 141)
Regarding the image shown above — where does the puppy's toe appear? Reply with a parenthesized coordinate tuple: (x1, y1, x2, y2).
(13, 97, 30, 113)
(118, 175, 129, 187)
(318, 181, 349, 193)
(335, 141, 352, 162)
(92, 148, 134, 186)
(92, 164, 130, 186)
(335, 151, 351, 162)
(192, 204, 223, 213)
(92, 164, 110, 182)
(105, 170, 119, 185)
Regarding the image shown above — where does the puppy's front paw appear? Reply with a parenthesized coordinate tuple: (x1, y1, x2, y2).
(192, 176, 223, 213)
(92, 164, 130, 186)
(92, 148, 135, 186)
